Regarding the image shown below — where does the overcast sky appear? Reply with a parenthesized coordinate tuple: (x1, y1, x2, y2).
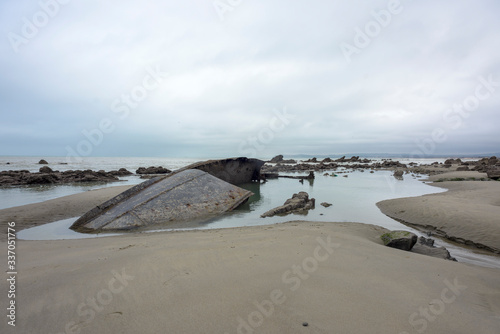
(1, 0, 499, 159)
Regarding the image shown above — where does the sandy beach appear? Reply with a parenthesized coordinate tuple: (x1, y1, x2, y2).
(378, 171, 500, 254)
(1, 221, 500, 334)
(0, 174, 499, 333)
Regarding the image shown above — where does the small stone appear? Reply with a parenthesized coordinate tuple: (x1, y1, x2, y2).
(320, 202, 332, 208)
(302, 322, 308, 327)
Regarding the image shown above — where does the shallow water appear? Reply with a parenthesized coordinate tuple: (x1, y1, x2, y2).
(9, 157, 500, 268)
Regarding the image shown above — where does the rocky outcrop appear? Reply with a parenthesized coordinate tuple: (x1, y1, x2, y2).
(0, 168, 133, 186)
(261, 192, 315, 218)
(380, 230, 418, 251)
(38, 159, 48, 164)
(136, 166, 172, 175)
(268, 155, 297, 164)
(320, 202, 332, 208)
(110, 168, 133, 176)
(269, 155, 284, 163)
(39, 166, 53, 173)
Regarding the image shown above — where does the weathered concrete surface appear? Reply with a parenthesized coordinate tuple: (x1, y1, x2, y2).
(70, 169, 253, 232)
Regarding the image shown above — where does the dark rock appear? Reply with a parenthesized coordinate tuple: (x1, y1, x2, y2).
(136, 166, 172, 175)
(305, 157, 318, 163)
(38, 159, 48, 164)
(261, 191, 315, 218)
(25, 173, 59, 184)
(320, 202, 332, 208)
(110, 168, 133, 176)
(269, 155, 284, 163)
(0, 168, 120, 186)
(393, 170, 404, 179)
(39, 166, 54, 173)
(380, 231, 418, 251)
(456, 166, 470, 171)
(418, 236, 434, 247)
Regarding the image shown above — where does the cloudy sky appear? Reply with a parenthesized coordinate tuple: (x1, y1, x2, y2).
(1, 0, 499, 159)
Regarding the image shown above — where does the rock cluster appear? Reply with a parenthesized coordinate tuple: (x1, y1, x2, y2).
(262, 159, 406, 173)
(261, 191, 315, 218)
(0, 168, 132, 186)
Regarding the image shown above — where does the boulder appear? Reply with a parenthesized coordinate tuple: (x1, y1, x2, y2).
(380, 230, 418, 251)
(261, 191, 315, 218)
(456, 166, 470, 171)
(38, 159, 49, 164)
(110, 168, 133, 176)
(320, 202, 332, 208)
(39, 166, 54, 173)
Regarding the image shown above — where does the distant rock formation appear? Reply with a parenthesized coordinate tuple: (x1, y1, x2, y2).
(136, 166, 172, 175)
(269, 155, 284, 163)
(269, 155, 297, 164)
(261, 191, 315, 218)
(38, 159, 48, 164)
(0, 168, 133, 186)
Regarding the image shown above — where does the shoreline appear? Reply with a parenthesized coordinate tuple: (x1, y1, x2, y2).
(377, 171, 500, 254)
(0, 185, 133, 240)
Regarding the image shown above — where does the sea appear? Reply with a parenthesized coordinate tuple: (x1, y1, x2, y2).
(1, 156, 499, 268)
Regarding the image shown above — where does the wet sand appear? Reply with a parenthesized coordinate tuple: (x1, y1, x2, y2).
(1, 221, 500, 333)
(377, 171, 500, 254)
